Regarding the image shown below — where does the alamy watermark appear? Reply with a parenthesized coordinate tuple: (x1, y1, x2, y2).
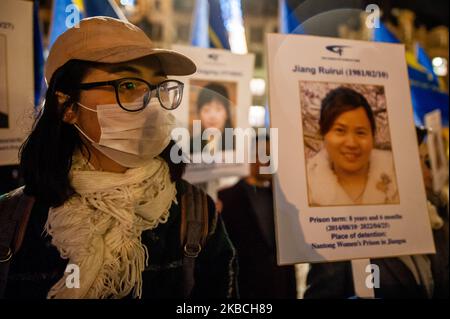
(365, 263, 380, 289)
(170, 121, 278, 174)
(365, 4, 381, 29)
(64, 4, 81, 29)
(65, 264, 80, 289)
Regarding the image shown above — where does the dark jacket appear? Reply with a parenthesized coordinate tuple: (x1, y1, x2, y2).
(5, 180, 238, 299)
(305, 213, 449, 299)
(219, 180, 297, 299)
(305, 258, 429, 299)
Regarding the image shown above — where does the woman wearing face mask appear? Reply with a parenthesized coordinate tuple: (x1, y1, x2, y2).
(307, 86, 399, 206)
(1, 17, 237, 299)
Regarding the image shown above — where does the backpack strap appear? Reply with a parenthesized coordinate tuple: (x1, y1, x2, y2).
(180, 182, 209, 298)
(0, 187, 35, 298)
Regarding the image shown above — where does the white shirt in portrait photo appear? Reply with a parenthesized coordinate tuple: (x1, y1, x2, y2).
(307, 148, 399, 206)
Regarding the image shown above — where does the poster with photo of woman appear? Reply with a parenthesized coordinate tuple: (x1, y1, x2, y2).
(267, 33, 435, 264)
(0, 1, 34, 166)
(170, 45, 254, 183)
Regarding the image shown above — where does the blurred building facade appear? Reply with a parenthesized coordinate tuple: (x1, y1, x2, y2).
(338, 9, 449, 90)
(35, 1, 448, 109)
(117, 0, 278, 106)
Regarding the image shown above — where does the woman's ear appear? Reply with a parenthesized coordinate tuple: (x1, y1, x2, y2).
(63, 105, 78, 124)
(56, 91, 77, 124)
(55, 91, 70, 104)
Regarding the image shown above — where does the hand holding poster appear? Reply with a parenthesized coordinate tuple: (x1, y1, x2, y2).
(267, 34, 435, 264)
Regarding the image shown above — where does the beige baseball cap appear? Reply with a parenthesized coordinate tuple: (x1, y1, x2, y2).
(45, 16, 196, 83)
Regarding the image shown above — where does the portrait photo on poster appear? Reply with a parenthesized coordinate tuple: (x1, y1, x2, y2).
(0, 33, 9, 129)
(188, 79, 238, 153)
(300, 81, 400, 207)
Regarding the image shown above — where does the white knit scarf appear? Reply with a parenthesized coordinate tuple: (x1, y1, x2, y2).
(45, 154, 177, 299)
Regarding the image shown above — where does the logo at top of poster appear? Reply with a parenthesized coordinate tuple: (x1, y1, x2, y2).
(207, 53, 220, 61)
(205, 52, 226, 66)
(0, 22, 15, 30)
(326, 45, 350, 56)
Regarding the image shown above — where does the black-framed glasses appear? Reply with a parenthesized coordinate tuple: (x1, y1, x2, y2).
(77, 77, 184, 112)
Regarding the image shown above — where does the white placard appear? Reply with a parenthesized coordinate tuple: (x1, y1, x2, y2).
(0, 0, 34, 166)
(424, 110, 449, 193)
(267, 33, 435, 264)
(171, 45, 254, 183)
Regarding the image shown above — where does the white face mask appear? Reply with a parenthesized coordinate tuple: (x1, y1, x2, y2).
(74, 100, 175, 168)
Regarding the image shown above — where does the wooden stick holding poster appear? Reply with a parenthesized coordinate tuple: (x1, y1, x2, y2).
(170, 45, 254, 184)
(267, 33, 435, 264)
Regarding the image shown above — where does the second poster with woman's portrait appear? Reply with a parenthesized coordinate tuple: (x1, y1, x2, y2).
(170, 45, 254, 183)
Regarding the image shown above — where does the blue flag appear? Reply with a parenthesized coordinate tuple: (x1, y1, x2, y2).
(48, 0, 84, 48)
(191, 0, 209, 47)
(416, 43, 439, 86)
(409, 83, 449, 127)
(373, 22, 448, 127)
(279, 0, 304, 34)
(372, 21, 400, 43)
(49, 0, 127, 49)
(83, 0, 126, 20)
(191, 0, 231, 49)
(33, 0, 45, 106)
(208, 0, 230, 49)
